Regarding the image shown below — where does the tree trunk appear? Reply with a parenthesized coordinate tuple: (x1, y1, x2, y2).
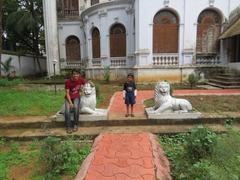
(0, 0, 3, 77)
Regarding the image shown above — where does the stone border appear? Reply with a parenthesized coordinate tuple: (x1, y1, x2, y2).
(149, 133, 172, 180)
(75, 134, 104, 180)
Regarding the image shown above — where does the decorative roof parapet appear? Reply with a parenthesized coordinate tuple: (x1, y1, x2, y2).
(229, 5, 240, 23)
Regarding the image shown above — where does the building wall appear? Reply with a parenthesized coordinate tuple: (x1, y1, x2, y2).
(58, 21, 87, 60)
(58, 0, 134, 64)
(55, 0, 240, 80)
(136, 0, 240, 66)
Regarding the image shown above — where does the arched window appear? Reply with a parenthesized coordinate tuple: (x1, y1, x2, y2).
(196, 9, 222, 54)
(153, 10, 179, 53)
(92, 28, 100, 58)
(64, 0, 79, 16)
(66, 36, 81, 61)
(110, 24, 126, 57)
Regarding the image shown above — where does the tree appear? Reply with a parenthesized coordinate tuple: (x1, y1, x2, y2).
(2, 0, 19, 51)
(0, 0, 3, 76)
(4, 0, 45, 72)
(6, 0, 44, 55)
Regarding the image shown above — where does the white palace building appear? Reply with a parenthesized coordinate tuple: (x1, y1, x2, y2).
(43, 0, 240, 82)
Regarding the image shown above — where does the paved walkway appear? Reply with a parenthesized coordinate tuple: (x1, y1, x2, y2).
(76, 133, 171, 180)
(108, 89, 240, 119)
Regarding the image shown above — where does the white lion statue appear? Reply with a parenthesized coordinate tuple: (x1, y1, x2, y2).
(80, 82, 105, 115)
(153, 81, 192, 113)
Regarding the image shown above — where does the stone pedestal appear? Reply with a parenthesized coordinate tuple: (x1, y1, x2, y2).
(146, 107, 202, 119)
(55, 109, 108, 122)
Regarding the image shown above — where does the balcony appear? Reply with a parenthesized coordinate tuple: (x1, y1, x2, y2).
(60, 59, 84, 69)
(153, 53, 179, 66)
(196, 54, 221, 65)
(110, 57, 126, 67)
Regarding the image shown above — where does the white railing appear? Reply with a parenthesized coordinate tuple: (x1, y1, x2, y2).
(92, 58, 101, 67)
(196, 55, 221, 65)
(60, 60, 82, 69)
(110, 57, 126, 67)
(153, 53, 179, 66)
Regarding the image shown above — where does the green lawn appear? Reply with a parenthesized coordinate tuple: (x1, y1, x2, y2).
(1, 81, 240, 116)
(0, 89, 64, 116)
(144, 95, 240, 113)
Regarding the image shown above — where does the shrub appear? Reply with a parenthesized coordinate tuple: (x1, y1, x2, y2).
(187, 73, 199, 88)
(185, 126, 217, 162)
(40, 137, 91, 179)
(95, 83, 100, 98)
(159, 127, 240, 180)
(211, 129, 240, 178)
(0, 57, 15, 79)
(103, 66, 110, 82)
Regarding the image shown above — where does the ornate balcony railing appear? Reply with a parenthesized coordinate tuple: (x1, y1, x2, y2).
(63, 9, 79, 16)
(196, 55, 221, 65)
(110, 57, 126, 67)
(57, 10, 79, 18)
(60, 59, 82, 69)
(92, 58, 101, 67)
(153, 53, 179, 66)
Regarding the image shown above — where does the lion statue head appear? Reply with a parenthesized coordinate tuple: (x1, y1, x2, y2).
(154, 81, 171, 109)
(82, 82, 95, 97)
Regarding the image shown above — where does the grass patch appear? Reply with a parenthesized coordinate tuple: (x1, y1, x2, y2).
(159, 126, 240, 179)
(0, 78, 27, 87)
(0, 139, 33, 180)
(144, 95, 240, 113)
(0, 137, 91, 180)
(95, 83, 122, 108)
(0, 89, 64, 116)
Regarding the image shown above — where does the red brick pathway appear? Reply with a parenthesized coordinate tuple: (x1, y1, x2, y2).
(108, 89, 240, 119)
(75, 133, 171, 180)
(108, 91, 153, 120)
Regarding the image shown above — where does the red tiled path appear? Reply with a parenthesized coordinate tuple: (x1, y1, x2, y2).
(108, 89, 240, 119)
(75, 133, 171, 180)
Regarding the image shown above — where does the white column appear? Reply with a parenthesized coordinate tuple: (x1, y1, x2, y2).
(43, 0, 60, 76)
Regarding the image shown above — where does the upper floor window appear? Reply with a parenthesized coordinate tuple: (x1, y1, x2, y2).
(63, 0, 79, 16)
(91, 0, 99, 6)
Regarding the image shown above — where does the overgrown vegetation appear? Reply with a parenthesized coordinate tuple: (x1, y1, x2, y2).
(0, 138, 33, 180)
(159, 126, 240, 180)
(0, 137, 91, 180)
(0, 77, 26, 87)
(187, 73, 199, 88)
(103, 66, 110, 82)
(40, 137, 91, 179)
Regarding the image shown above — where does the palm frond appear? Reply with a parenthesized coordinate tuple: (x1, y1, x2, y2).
(0, 57, 14, 73)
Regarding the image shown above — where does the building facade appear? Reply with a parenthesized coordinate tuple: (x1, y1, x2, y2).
(43, 0, 240, 82)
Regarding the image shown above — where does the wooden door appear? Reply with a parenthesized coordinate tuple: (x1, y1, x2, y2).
(110, 24, 126, 57)
(153, 10, 179, 53)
